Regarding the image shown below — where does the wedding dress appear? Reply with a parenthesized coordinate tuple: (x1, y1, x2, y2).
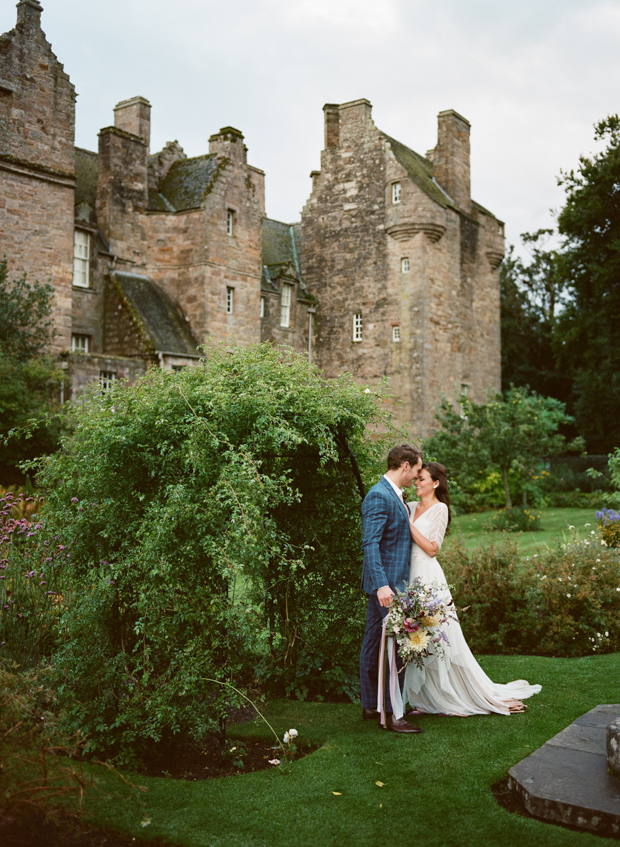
(403, 502, 541, 716)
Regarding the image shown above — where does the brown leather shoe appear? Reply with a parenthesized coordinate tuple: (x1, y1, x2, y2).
(362, 708, 380, 721)
(385, 715, 423, 733)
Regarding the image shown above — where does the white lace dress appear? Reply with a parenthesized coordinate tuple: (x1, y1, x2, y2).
(403, 502, 541, 716)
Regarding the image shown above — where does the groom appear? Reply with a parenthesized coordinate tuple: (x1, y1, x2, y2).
(359, 443, 423, 733)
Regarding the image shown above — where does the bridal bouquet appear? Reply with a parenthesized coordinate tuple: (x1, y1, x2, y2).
(383, 578, 454, 670)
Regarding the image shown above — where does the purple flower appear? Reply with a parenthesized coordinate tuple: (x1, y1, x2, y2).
(71, 497, 79, 503)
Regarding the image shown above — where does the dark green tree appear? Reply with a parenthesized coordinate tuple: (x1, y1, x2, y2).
(500, 232, 572, 406)
(555, 115, 620, 452)
(0, 259, 61, 483)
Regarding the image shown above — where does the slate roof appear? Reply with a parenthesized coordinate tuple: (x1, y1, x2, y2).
(74, 147, 98, 209)
(381, 133, 456, 210)
(150, 154, 220, 212)
(262, 218, 296, 267)
(112, 271, 200, 356)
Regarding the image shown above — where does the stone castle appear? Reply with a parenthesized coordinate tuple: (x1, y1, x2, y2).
(0, 0, 504, 436)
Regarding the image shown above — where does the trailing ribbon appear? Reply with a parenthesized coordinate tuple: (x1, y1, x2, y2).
(377, 618, 404, 727)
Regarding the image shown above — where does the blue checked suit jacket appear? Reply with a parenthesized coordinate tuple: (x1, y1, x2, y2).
(360, 476, 413, 595)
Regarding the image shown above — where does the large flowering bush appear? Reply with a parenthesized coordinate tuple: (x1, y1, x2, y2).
(32, 343, 395, 762)
(442, 527, 620, 657)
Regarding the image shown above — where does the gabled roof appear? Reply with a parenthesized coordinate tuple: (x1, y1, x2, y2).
(381, 133, 456, 210)
(111, 271, 199, 356)
(262, 217, 296, 266)
(152, 154, 221, 212)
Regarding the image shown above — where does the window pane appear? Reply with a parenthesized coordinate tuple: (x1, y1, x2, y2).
(392, 326, 401, 342)
(226, 287, 234, 314)
(280, 284, 292, 327)
(353, 312, 362, 342)
(392, 183, 401, 204)
(401, 257, 409, 273)
(73, 230, 90, 288)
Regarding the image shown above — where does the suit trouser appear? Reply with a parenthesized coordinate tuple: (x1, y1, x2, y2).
(359, 594, 404, 713)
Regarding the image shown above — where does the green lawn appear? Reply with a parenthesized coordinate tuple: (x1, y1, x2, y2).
(86, 653, 620, 847)
(447, 506, 598, 555)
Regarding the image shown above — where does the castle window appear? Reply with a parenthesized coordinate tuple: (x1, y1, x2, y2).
(461, 383, 470, 398)
(71, 334, 89, 353)
(226, 286, 234, 314)
(227, 209, 235, 236)
(280, 284, 292, 328)
(172, 365, 186, 372)
(353, 312, 363, 342)
(392, 326, 401, 343)
(260, 296, 265, 318)
(392, 182, 401, 204)
(73, 230, 90, 288)
(99, 371, 116, 391)
(401, 257, 409, 273)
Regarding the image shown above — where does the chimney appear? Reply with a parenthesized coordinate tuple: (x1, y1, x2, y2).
(323, 104, 340, 149)
(16, 0, 43, 29)
(432, 110, 471, 213)
(114, 96, 151, 149)
(208, 126, 247, 163)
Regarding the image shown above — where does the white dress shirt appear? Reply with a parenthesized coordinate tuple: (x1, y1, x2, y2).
(383, 474, 404, 502)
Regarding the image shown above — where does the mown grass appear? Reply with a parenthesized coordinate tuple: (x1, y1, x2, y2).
(447, 507, 597, 555)
(85, 653, 620, 847)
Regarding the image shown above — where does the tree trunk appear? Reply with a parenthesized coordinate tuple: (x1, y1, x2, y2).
(502, 467, 513, 509)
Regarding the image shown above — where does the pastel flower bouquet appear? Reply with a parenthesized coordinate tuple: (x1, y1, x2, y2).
(383, 578, 455, 669)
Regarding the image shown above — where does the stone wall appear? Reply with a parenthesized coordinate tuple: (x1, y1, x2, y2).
(0, 0, 75, 354)
(301, 98, 503, 437)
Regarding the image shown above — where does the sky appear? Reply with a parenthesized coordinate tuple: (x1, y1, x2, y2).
(3, 0, 620, 252)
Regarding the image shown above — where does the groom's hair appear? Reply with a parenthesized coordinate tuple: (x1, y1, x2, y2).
(387, 443, 422, 470)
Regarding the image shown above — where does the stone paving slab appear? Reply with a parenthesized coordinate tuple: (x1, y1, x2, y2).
(508, 704, 620, 837)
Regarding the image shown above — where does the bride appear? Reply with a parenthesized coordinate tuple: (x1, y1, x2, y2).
(404, 462, 541, 716)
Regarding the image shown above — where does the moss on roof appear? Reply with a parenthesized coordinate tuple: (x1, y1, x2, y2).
(381, 133, 456, 210)
(74, 147, 98, 209)
(262, 218, 295, 266)
(154, 154, 220, 212)
(112, 271, 199, 356)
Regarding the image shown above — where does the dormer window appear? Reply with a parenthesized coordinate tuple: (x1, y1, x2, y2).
(227, 209, 235, 236)
(392, 182, 401, 204)
(73, 230, 90, 288)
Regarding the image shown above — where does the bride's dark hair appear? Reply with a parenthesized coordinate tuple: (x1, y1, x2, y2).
(423, 462, 451, 527)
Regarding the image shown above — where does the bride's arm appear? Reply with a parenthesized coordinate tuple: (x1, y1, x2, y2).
(409, 503, 449, 558)
(409, 521, 439, 557)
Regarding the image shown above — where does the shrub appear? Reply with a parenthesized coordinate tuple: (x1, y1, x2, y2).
(596, 508, 620, 548)
(483, 507, 543, 532)
(0, 666, 86, 822)
(33, 343, 395, 761)
(441, 535, 620, 657)
(0, 490, 64, 668)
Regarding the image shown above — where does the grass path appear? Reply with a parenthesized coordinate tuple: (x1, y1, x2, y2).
(447, 506, 598, 555)
(88, 653, 620, 847)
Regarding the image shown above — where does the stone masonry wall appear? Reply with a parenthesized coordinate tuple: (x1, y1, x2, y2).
(301, 99, 503, 438)
(0, 0, 75, 354)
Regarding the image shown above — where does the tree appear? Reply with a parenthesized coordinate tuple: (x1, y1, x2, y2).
(500, 232, 572, 407)
(0, 259, 61, 484)
(33, 343, 397, 761)
(554, 116, 620, 452)
(424, 386, 572, 509)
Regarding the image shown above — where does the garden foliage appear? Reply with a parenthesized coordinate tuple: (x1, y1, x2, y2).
(442, 532, 620, 657)
(0, 259, 62, 483)
(32, 344, 392, 761)
(483, 507, 542, 533)
(424, 386, 574, 511)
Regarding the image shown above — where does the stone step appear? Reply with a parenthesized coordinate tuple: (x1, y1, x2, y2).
(508, 704, 620, 837)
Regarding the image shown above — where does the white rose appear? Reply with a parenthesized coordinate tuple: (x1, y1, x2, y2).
(289, 728, 298, 738)
(283, 732, 290, 744)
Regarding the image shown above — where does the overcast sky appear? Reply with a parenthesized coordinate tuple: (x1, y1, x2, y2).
(3, 0, 620, 252)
